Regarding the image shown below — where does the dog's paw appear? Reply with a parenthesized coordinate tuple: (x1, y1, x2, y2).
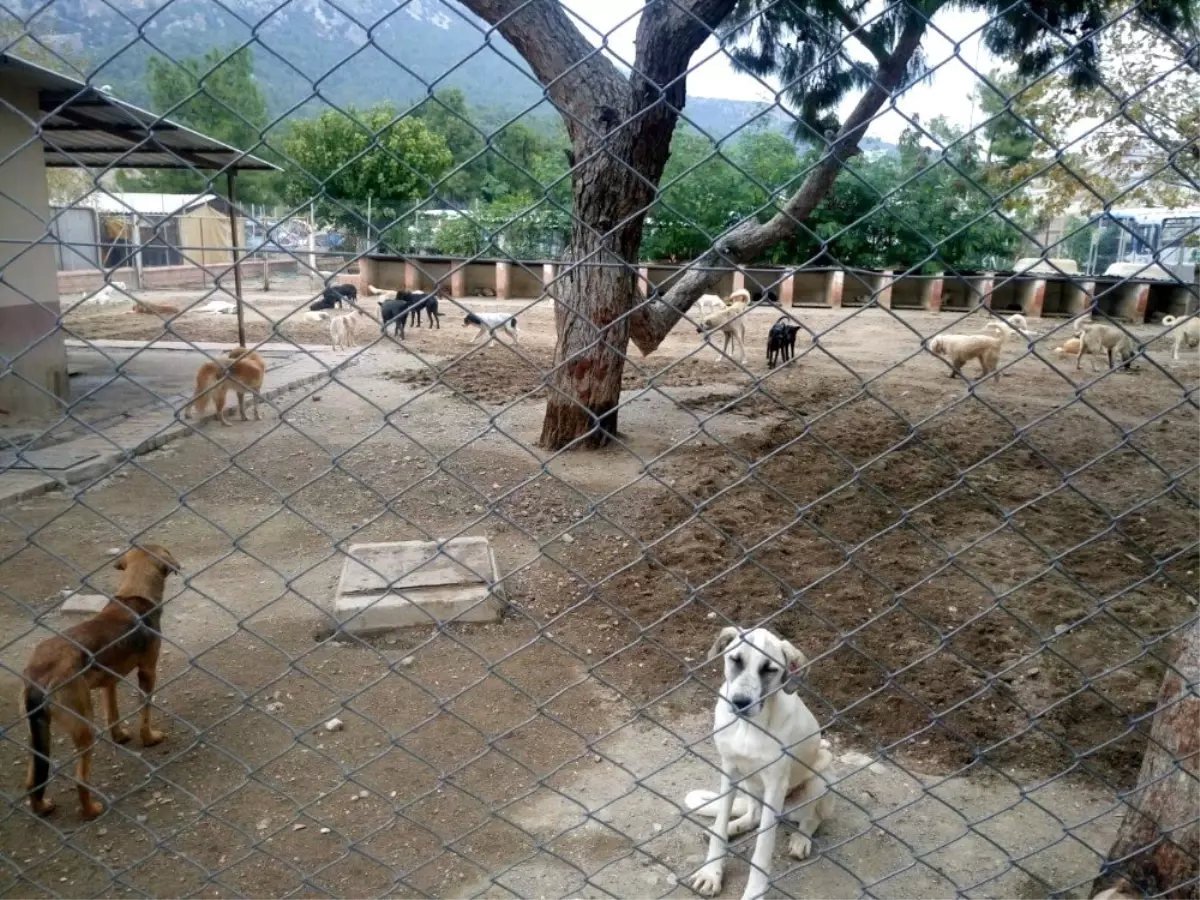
(111, 726, 132, 744)
(81, 800, 105, 820)
(788, 832, 813, 860)
(691, 864, 724, 896)
(30, 797, 55, 817)
(141, 728, 166, 747)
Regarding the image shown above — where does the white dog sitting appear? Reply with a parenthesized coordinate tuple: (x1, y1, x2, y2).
(688, 626, 834, 900)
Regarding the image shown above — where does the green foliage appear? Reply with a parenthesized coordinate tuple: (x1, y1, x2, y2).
(117, 47, 276, 204)
(280, 104, 454, 232)
(426, 195, 569, 259)
(641, 121, 1023, 271)
(975, 71, 1037, 168)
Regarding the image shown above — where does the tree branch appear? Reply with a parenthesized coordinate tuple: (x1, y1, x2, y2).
(823, 0, 891, 65)
(629, 11, 930, 354)
(457, 0, 627, 133)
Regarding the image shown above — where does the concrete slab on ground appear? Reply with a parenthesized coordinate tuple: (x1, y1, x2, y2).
(59, 593, 109, 615)
(334, 537, 504, 633)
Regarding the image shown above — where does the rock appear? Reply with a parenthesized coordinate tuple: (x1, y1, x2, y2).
(561, 534, 575, 545)
(324, 718, 344, 732)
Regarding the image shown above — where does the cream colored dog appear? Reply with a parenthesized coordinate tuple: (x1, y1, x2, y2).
(930, 331, 1004, 379)
(697, 289, 751, 365)
(1162, 314, 1199, 360)
(1076, 321, 1136, 372)
(983, 312, 1036, 341)
(688, 627, 834, 900)
(328, 310, 362, 351)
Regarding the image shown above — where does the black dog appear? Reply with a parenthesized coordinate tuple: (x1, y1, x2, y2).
(379, 291, 434, 339)
(310, 283, 358, 312)
(409, 293, 441, 329)
(766, 316, 802, 369)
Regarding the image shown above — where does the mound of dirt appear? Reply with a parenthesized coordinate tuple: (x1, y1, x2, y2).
(545, 378, 1198, 784)
(388, 347, 758, 406)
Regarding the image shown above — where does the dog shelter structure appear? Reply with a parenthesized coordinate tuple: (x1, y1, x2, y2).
(0, 52, 276, 420)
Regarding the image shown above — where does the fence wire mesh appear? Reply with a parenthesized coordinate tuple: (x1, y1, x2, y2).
(0, 0, 1198, 895)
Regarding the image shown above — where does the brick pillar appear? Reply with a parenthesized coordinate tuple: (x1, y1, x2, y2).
(732, 270, 746, 295)
(780, 269, 795, 306)
(977, 273, 994, 310)
(542, 262, 555, 292)
(450, 263, 465, 299)
(1067, 280, 1095, 317)
(495, 261, 510, 300)
(404, 261, 418, 293)
(826, 269, 845, 309)
(922, 276, 944, 312)
(359, 257, 377, 295)
(638, 266, 650, 298)
(1019, 278, 1046, 318)
(874, 270, 893, 309)
(1134, 284, 1150, 322)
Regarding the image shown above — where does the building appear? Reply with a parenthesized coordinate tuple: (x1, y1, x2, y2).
(54, 191, 247, 273)
(0, 52, 274, 419)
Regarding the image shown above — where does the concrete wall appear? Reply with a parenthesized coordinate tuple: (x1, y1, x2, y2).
(356, 255, 1197, 323)
(57, 258, 299, 295)
(0, 82, 68, 419)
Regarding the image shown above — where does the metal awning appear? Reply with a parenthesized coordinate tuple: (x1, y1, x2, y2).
(0, 52, 277, 172)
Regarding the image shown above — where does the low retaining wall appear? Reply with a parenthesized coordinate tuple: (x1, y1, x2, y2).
(341, 254, 1200, 323)
(58, 258, 300, 295)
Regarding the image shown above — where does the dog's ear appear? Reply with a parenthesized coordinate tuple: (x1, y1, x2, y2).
(154, 549, 182, 575)
(707, 627, 741, 662)
(779, 640, 808, 694)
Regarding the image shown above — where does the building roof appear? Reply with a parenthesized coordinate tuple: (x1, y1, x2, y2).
(0, 52, 276, 172)
(73, 191, 222, 215)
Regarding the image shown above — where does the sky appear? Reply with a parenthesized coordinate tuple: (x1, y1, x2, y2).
(561, 0, 999, 144)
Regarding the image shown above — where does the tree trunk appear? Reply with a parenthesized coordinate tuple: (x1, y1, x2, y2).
(537, 148, 651, 451)
(1091, 618, 1199, 900)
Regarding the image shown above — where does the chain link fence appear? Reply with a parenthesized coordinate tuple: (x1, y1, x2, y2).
(0, 0, 1198, 895)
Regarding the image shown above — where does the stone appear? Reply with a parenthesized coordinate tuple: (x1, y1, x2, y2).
(333, 537, 504, 635)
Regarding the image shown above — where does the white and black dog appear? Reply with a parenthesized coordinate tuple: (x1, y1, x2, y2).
(688, 627, 834, 900)
(463, 311, 519, 344)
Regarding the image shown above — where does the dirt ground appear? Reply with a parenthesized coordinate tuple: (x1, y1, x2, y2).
(0, 285, 1196, 898)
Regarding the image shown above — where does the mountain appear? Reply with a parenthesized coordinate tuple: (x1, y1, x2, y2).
(26, 0, 891, 149)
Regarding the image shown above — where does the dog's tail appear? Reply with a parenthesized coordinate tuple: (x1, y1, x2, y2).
(185, 363, 216, 417)
(684, 789, 756, 819)
(24, 683, 51, 807)
(1162, 315, 1179, 327)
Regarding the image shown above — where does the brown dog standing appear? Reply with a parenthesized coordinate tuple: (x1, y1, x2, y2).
(22, 544, 181, 819)
(183, 347, 266, 426)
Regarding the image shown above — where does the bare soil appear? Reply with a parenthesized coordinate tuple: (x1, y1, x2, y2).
(0, 290, 1195, 897)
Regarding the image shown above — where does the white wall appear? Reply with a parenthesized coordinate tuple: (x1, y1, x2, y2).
(0, 80, 69, 417)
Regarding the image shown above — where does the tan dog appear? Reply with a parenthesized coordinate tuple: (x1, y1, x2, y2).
(131, 300, 181, 316)
(929, 331, 1004, 379)
(184, 347, 266, 425)
(329, 310, 365, 351)
(22, 544, 181, 819)
(1076, 322, 1136, 372)
(1054, 337, 1083, 356)
(696, 289, 751, 365)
